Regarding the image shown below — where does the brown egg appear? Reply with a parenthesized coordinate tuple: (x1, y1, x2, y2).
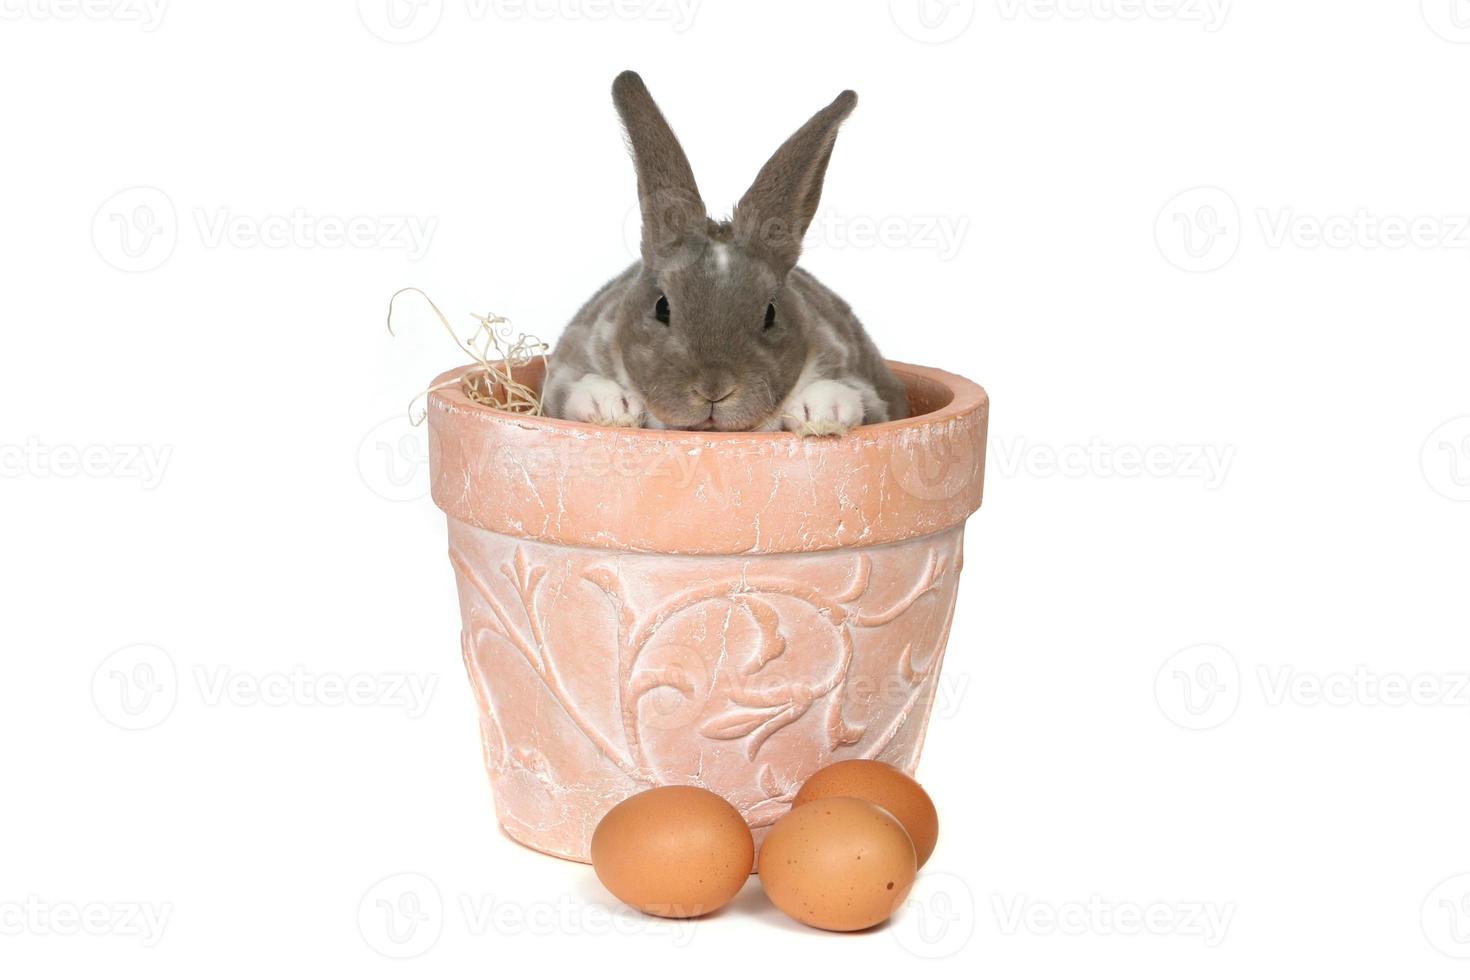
(590, 786, 754, 918)
(758, 797, 917, 931)
(794, 760, 939, 868)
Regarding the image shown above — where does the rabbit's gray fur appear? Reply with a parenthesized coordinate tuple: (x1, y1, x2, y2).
(543, 71, 907, 436)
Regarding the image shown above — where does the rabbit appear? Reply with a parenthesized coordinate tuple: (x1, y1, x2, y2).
(541, 71, 908, 437)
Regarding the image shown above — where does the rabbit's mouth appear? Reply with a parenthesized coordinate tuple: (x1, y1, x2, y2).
(658, 402, 765, 432)
(678, 410, 729, 432)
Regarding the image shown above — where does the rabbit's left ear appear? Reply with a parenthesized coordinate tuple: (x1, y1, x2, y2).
(733, 90, 858, 274)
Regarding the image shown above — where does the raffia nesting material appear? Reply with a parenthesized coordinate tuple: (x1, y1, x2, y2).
(386, 286, 548, 425)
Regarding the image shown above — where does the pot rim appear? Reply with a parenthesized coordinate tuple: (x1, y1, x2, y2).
(426, 359, 986, 441)
(427, 359, 988, 555)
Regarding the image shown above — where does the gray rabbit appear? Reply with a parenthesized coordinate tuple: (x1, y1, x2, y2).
(543, 71, 907, 437)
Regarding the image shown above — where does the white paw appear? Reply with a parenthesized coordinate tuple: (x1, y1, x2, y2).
(782, 380, 865, 437)
(562, 374, 646, 428)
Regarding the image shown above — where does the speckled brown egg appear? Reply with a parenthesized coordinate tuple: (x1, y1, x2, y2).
(590, 786, 754, 918)
(758, 797, 917, 931)
(794, 759, 940, 868)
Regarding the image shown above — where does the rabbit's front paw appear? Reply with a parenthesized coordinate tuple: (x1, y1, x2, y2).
(563, 374, 646, 428)
(783, 380, 865, 437)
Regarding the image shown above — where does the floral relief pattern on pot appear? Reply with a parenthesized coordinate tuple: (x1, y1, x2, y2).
(450, 524, 964, 862)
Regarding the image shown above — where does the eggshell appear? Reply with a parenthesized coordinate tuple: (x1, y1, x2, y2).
(794, 760, 939, 868)
(590, 786, 754, 918)
(758, 797, 917, 931)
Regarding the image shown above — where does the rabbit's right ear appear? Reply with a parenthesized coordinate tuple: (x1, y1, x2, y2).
(612, 70, 707, 268)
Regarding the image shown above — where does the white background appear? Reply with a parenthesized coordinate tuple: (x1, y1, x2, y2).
(3, 1, 1469, 976)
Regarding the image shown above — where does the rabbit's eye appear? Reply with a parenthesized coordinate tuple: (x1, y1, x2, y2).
(654, 295, 671, 325)
(763, 303, 777, 331)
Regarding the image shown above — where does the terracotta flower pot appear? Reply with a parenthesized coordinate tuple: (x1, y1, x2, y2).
(427, 360, 988, 863)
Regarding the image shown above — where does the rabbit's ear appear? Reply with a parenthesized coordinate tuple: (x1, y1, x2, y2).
(733, 90, 857, 274)
(612, 70, 707, 266)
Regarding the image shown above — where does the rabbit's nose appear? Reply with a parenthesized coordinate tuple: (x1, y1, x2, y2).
(694, 376, 736, 403)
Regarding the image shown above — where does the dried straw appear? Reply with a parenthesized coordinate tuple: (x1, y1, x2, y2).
(386, 287, 548, 425)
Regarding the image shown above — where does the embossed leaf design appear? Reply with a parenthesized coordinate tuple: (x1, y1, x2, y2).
(757, 763, 783, 797)
(699, 703, 791, 741)
(734, 597, 787, 672)
(824, 695, 866, 748)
